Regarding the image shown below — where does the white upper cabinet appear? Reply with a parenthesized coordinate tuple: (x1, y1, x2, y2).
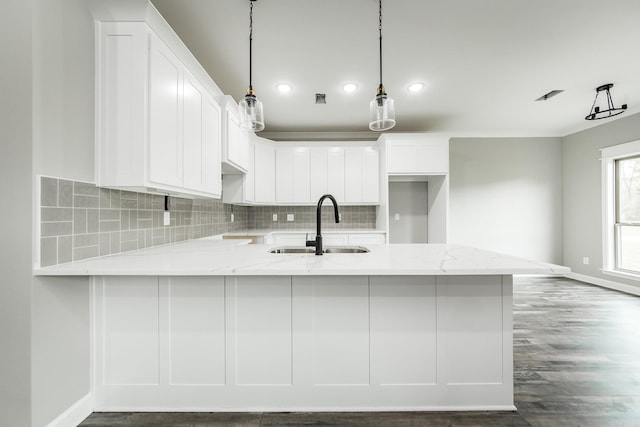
(95, 22, 222, 198)
(276, 147, 311, 204)
(222, 137, 254, 205)
(326, 147, 346, 203)
(183, 72, 222, 196)
(222, 96, 250, 174)
(381, 134, 449, 175)
(309, 148, 329, 201)
(345, 147, 380, 204)
(148, 35, 183, 188)
(226, 142, 379, 206)
(253, 137, 276, 204)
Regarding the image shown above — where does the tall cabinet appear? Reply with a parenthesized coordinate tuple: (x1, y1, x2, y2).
(378, 133, 450, 244)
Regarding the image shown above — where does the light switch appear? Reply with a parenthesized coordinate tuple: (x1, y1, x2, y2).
(394, 213, 400, 221)
(287, 213, 294, 221)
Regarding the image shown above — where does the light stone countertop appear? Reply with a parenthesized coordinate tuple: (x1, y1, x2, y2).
(34, 237, 569, 277)
(222, 229, 387, 237)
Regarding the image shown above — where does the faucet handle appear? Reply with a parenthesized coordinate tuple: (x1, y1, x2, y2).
(305, 233, 313, 247)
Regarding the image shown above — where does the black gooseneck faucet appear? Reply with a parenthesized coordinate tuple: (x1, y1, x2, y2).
(306, 194, 340, 255)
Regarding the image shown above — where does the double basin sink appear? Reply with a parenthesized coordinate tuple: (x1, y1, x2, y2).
(269, 246, 370, 254)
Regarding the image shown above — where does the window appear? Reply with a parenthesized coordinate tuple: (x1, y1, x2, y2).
(615, 156, 640, 273)
(602, 140, 640, 280)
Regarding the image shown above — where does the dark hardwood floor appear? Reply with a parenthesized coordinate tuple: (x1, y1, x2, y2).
(79, 277, 640, 426)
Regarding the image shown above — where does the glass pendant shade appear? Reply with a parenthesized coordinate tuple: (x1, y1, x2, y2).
(369, 92, 395, 131)
(239, 92, 264, 132)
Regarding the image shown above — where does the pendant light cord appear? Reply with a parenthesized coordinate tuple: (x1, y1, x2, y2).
(378, 0, 383, 90)
(249, 0, 254, 91)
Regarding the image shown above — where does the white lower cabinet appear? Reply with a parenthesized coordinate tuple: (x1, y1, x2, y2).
(269, 233, 308, 246)
(321, 234, 349, 246)
(267, 232, 385, 247)
(92, 274, 513, 410)
(348, 233, 386, 245)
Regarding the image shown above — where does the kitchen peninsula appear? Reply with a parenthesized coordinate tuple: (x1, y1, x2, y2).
(35, 238, 568, 412)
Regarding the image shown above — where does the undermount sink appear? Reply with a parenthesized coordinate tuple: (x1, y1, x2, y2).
(323, 246, 370, 253)
(269, 246, 370, 254)
(269, 247, 315, 254)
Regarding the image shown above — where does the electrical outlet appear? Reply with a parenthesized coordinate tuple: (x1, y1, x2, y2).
(287, 213, 294, 222)
(394, 213, 400, 221)
(231, 213, 235, 223)
(582, 257, 589, 265)
(272, 213, 278, 222)
(338, 213, 342, 221)
(163, 211, 170, 226)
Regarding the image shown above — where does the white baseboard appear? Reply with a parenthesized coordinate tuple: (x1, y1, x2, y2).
(45, 393, 92, 427)
(565, 272, 640, 297)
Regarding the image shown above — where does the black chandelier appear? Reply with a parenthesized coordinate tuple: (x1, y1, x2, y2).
(585, 83, 627, 121)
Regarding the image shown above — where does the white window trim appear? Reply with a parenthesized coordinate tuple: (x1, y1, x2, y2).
(600, 139, 640, 281)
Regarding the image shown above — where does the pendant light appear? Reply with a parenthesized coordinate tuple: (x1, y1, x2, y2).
(585, 83, 627, 121)
(239, 0, 265, 132)
(369, 0, 395, 131)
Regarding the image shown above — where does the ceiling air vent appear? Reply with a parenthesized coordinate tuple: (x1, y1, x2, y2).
(315, 93, 326, 104)
(535, 90, 565, 101)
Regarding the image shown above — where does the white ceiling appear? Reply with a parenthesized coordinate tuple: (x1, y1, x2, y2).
(150, 0, 640, 138)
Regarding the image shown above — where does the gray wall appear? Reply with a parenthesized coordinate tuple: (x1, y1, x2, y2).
(450, 137, 564, 264)
(0, 0, 33, 425)
(562, 112, 640, 292)
(30, 0, 96, 425)
(388, 181, 429, 243)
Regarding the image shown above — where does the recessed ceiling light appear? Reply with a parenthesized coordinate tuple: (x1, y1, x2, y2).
(276, 83, 292, 93)
(407, 82, 425, 93)
(343, 83, 358, 93)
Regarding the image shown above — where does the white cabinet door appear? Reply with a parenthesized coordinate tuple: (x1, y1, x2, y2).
(310, 148, 328, 202)
(322, 234, 349, 246)
(362, 148, 379, 203)
(386, 138, 449, 174)
(270, 233, 308, 246)
(344, 148, 379, 204)
(276, 147, 311, 203)
(254, 139, 275, 203)
(327, 147, 345, 202)
(221, 137, 254, 204)
(182, 71, 204, 192)
(245, 138, 255, 202)
(344, 148, 364, 202)
(148, 35, 183, 188)
(275, 148, 293, 203)
(222, 98, 250, 173)
(292, 148, 311, 202)
(348, 233, 386, 245)
(202, 93, 222, 197)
